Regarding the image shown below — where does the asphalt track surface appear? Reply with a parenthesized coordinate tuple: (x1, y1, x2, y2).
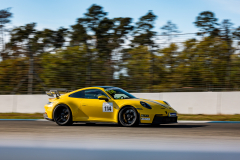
(0, 121, 240, 160)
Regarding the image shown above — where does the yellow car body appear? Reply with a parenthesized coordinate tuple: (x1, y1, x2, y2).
(44, 86, 177, 126)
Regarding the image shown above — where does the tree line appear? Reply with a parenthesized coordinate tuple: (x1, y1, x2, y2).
(0, 5, 240, 94)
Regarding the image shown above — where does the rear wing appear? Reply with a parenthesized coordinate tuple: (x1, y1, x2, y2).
(46, 89, 73, 98)
(46, 90, 61, 98)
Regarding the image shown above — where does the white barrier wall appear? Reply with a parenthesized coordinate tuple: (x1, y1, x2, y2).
(0, 92, 239, 114)
(0, 95, 48, 113)
(132, 92, 240, 115)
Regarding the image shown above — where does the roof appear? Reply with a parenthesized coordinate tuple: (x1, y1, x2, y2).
(92, 86, 116, 89)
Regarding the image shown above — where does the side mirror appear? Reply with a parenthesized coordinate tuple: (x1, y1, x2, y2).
(98, 95, 109, 101)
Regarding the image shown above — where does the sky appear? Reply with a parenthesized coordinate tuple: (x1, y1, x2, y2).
(1, 0, 240, 35)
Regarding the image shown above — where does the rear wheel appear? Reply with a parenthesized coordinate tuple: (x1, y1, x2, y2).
(53, 104, 73, 126)
(119, 106, 139, 127)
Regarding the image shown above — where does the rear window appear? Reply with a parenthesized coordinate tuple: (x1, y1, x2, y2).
(69, 89, 109, 99)
(69, 91, 85, 98)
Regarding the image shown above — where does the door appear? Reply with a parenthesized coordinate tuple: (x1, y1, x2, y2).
(80, 89, 117, 122)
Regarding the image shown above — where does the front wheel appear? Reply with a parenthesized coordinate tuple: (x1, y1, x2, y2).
(53, 104, 73, 126)
(118, 106, 139, 127)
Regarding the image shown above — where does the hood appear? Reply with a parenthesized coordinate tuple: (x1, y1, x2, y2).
(116, 98, 170, 109)
(139, 98, 169, 108)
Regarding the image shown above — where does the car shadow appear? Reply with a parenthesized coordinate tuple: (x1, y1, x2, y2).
(72, 123, 118, 127)
(138, 124, 207, 128)
(72, 123, 207, 128)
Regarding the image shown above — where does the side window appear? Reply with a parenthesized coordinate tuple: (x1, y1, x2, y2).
(69, 90, 85, 98)
(84, 89, 109, 99)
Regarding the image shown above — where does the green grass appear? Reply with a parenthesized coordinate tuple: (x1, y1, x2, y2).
(0, 113, 240, 121)
(178, 114, 240, 121)
(0, 113, 43, 119)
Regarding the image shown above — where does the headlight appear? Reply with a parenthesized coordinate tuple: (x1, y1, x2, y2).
(140, 101, 152, 109)
(163, 101, 171, 107)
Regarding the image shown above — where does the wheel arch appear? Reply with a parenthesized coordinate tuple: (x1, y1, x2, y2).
(117, 105, 140, 124)
(52, 103, 73, 121)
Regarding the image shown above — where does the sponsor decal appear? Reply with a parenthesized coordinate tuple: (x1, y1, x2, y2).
(141, 114, 149, 117)
(141, 118, 150, 121)
(102, 102, 113, 112)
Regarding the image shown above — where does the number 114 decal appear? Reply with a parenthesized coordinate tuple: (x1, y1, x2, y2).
(102, 102, 113, 112)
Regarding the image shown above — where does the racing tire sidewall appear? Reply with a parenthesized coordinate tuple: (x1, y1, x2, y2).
(118, 106, 139, 127)
(53, 104, 73, 126)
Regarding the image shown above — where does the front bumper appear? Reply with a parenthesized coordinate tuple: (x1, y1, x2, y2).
(152, 114, 177, 124)
(43, 113, 54, 121)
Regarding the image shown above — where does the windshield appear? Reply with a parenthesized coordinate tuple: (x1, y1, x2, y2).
(104, 88, 136, 99)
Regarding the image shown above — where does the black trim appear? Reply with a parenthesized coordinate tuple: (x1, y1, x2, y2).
(43, 113, 54, 121)
(152, 114, 177, 124)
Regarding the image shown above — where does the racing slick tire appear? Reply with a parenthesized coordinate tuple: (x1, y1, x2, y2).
(118, 106, 139, 127)
(53, 104, 73, 126)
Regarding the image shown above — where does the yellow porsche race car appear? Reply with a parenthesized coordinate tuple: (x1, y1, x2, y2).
(44, 86, 177, 127)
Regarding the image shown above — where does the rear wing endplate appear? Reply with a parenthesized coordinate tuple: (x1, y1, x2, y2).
(46, 90, 61, 98)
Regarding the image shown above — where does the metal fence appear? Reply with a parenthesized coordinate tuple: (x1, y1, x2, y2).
(1, 33, 240, 94)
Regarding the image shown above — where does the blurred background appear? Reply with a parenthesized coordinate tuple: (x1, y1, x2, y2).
(0, 2, 240, 160)
(0, 1, 240, 94)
